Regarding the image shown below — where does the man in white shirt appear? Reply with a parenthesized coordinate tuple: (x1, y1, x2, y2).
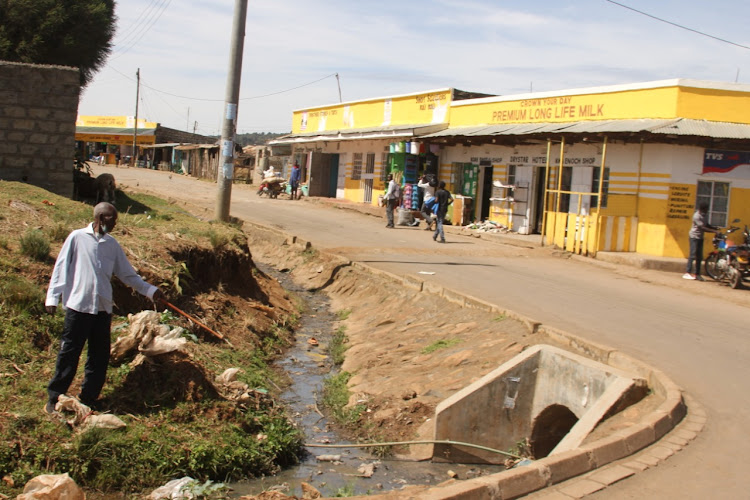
(384, 174, 400, 228)
(45, 202, 164, 413)
(418, 174, 437, 230)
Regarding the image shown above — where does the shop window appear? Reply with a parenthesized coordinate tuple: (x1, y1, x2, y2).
(507, 164, 516, 198)
(697, 180, 729, 227)
(365, 153, 375, 174)
(352, 152, 362, 180)
(590, 167, 610, 209)
(450, 162, 463, 186)
(380, 153, 389, 182)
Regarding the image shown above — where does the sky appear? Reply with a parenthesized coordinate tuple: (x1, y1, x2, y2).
(77, 0, 750, 136)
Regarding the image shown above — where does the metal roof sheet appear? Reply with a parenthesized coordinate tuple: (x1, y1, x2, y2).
(269, 123, 448, 145)
(420, 119, 750, 140)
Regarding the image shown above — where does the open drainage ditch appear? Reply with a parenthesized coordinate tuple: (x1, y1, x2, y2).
(229, 264, 506, 498)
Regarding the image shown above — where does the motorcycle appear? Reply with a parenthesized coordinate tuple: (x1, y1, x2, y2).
(705, 219, 750, 288)
(256, 179, 286, 199)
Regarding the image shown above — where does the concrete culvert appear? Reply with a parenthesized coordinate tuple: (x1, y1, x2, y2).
(530, 404, 579, 458)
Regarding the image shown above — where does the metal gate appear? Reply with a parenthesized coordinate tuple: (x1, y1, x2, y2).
(362, 153, 375, 203)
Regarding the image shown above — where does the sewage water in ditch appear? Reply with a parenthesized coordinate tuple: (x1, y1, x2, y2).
(230, 264, 506, 498)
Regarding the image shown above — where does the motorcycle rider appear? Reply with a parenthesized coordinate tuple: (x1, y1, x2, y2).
(684, 202, 720, 281)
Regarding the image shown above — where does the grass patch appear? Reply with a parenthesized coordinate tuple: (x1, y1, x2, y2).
(336, 308, 352, 321)
(421, 338, 461, 354)
(18, 229, 50, 261)
(301, 247, 318, 263)
(329, 326, 348, 365)
(493, 313, 507, 321)
(322, 372, 364, 429)
(0, 181, 303, 498)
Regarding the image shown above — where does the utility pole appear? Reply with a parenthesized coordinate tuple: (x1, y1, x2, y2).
(133, 68, 140, 166)
(336, 73, 342, 103)
(216, 0, 248, 221)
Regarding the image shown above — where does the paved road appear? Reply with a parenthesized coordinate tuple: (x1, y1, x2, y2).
(99, 165, 750, 499)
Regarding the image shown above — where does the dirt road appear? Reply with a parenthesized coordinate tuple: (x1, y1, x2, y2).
(98, 165, 750, 499)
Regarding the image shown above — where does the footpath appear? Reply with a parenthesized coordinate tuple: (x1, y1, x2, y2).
(307, 196, 686, 274)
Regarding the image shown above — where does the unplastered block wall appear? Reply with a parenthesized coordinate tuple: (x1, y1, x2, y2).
(0, 61, 80, 197)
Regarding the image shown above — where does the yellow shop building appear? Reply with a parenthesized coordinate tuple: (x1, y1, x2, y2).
(271, 79, 750, 259)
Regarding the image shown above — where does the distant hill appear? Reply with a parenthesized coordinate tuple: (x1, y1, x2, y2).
(235, 132, 289, 146)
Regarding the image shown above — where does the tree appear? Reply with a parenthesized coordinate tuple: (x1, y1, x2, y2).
(0, 0, 116, 87)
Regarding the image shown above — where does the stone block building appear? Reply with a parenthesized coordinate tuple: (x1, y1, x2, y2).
(0, 61, 80, 197)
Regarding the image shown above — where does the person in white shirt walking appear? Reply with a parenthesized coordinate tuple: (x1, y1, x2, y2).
(44, 202, 164, 413)
(384, 174, 400, 228)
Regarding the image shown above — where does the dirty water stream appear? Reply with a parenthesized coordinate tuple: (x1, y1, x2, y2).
(230, 264, 505, 498)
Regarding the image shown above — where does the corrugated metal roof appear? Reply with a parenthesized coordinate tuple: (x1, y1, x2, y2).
(269, 123, 448, 145)
(420, 119, 750, 140)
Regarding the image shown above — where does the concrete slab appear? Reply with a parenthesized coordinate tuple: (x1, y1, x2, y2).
(433, 344, 646, 464)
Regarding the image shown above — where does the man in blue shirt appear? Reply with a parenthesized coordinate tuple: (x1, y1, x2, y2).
(45, 202, 164, 413)
(289, 162, 301, 200)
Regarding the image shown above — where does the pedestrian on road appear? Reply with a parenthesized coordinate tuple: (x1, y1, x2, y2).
(418, 174, 437, 230)
(44, 202, 164, 413)
(683, 202, 720, 281)
(114, 150, 121, 168)
(384, 174, 400, 228)
(289, 162, 301, 200)
(432, 181, 453, 243)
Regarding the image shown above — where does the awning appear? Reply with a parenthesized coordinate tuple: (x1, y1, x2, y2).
(269, 123, 449, 145)
(174, 144, 219, 151)
(420, 119, 750, 141)
(75, 126, 156, 145)
(140, 143, 182, 149)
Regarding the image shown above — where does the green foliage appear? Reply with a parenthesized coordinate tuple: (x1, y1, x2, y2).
(18, 229, 50, 261)
(181, 479, 229, 499)
(0, 274, 44, 314)
(336, 308, 352, 321)
(208, 230, 229, 249)
(322, 372, 364, 428)
(0, 0, 116, 86)
(0, 182, 304, 498)
(48, 223, 69, 242)
(421, 338, 460, 354)
(493, 313, 507, 322)
(333, 483, 357, 497)
(301, 248, 318, 263)
(329, 326, 348, 365)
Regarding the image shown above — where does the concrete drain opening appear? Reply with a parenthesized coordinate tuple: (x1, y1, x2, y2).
(432, 345, 648, 464)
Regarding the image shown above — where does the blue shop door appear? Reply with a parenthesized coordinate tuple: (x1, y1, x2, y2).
(328, 154, 339, 197)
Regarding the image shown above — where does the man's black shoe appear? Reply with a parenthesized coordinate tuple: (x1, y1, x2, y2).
(79, 397, 102, 412)
(44, 401, 57, 415)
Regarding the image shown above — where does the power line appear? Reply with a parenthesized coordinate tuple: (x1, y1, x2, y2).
(112, 0, 173, 59)
(604, 0, 750, 51)
(139, 72, 340, 102)
(114, 0, 165, 45)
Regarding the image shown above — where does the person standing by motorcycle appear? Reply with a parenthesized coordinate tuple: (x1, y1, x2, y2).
(684, 202, 720, 281)
(289, 162, 301, 200)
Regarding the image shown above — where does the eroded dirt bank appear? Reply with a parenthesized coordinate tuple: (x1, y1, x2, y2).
(241, 223, 665, 497)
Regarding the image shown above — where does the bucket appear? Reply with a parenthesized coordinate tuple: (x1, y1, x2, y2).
(397, 141, 406, 153)
(410, 142, 419, 154)
(389, 143, 395, 153)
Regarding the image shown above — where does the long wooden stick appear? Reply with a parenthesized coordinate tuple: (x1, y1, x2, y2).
(159, 298, 232, 346)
